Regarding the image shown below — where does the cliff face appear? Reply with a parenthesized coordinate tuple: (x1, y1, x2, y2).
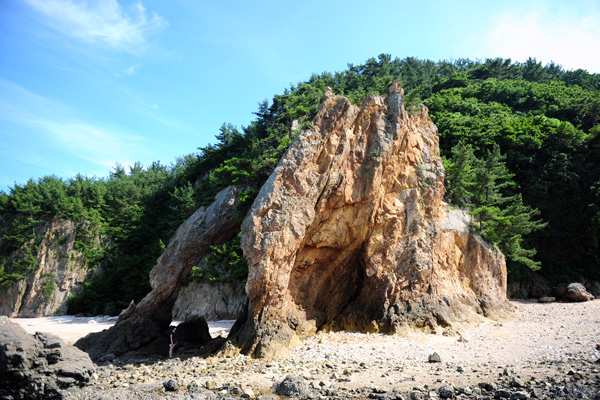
(0, 218, 102, 317)
(172, 281, 246, 322)
(234, 82, 509, 358)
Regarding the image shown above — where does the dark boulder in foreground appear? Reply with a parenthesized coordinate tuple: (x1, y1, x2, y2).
(0, 316, 95, 399)
(74, 306, 164, 361)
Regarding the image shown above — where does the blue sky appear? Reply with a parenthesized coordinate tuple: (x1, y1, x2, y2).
(1, 0, 599, 193)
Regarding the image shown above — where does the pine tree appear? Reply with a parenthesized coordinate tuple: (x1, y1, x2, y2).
(443, 141, 476, 207)
(445, 143, 546, 271)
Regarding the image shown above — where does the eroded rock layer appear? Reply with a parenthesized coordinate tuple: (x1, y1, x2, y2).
(234, 82, 509, 358)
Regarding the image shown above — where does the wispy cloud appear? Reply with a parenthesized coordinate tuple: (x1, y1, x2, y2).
(23, 0, 168, 54)
(40, 120, 146, 170)
(0, 79, 148, 172)
(123, 64, 140, 75)
(484, 2, 600, 72)
(111, 83, 198, 132)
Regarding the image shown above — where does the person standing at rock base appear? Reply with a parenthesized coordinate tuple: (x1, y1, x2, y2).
(169, 326, 177, 357)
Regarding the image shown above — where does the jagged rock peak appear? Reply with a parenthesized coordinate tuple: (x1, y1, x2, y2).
(388, 79, 404, 95)
(232, 81, 509, 358)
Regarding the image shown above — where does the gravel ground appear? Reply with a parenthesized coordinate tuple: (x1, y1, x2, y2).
(14, 300, 600, 399)
(289, 299, 600, 392)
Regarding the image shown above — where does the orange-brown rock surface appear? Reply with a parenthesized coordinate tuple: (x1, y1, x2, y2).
(232, 81, 509, 358)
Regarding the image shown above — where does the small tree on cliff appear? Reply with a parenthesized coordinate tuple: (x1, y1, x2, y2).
(444, 143, 546, 273)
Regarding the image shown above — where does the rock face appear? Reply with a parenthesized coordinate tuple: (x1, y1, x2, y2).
(233, 82, 509, 358)
(172, 281, 246, 321)
(0, 218, 103, 317)
(75, 186, 242, 360)
(0, 316, 95, 399)
(564, 283, 595, 302)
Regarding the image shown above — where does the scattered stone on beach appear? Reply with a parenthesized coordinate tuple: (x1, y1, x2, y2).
(437, 385, 454, 399)
(428, 352, 442, 363)
(273, 375, 311, 398)
(509, 376, 525, 388)
(163, 379, 181, 391)
(205, 380, 220, 390)
(9, 300, 600, 400)
(538, 296, 555, 303)
(564, 283, 595, 302)
(479, 381, 497, 391)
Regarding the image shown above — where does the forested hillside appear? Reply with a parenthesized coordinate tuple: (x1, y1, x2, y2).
(1, 55, 598, 315)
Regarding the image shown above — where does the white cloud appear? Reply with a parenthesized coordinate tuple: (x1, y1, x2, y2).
(23, 0, 167, 54)
(484, 2, 600, 72)
(123, 64, 140, 75)
(40, 120, 145, 169)
(0, 79, 148, 171)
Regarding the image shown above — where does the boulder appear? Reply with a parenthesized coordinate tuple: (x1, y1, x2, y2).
(538, 296, 556, 303)
(74, 307, 164, 360)
(552, 284, 568, 299)
(587, 281, 600, 298)
(175, 315, 212, 346)
(273, 375, 311, 398)
(75, 186, 243, 360)
(232, 82, 510, 358)
(564, 283, 595, 302)
(0, 316, 95, 399)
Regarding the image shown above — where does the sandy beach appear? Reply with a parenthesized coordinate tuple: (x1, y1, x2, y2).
(11, 316, 236, 344)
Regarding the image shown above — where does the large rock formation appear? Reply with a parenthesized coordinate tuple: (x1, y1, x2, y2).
(232, 82, 509, 358)
(75, 186, 242, 360)
(0, 316, 95, 399)
(75, 82, 509, 361)
(0, 218, 103, 317)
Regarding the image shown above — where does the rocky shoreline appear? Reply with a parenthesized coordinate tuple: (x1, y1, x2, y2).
(60, 300, 600, 400)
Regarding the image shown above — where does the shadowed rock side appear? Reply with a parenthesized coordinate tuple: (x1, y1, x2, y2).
(0, 316, 95, 400)
(75, 186, 243, 360)
(232, 81, 509, 358)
